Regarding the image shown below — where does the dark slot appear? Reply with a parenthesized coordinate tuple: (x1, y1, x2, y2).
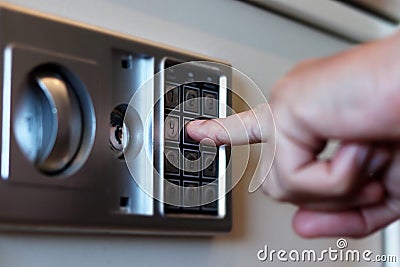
(120, 196, 130, 208)
(121, 56, 132, 69)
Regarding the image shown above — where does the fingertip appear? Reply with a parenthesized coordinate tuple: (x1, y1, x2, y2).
(186, 120, 207, 141)
(187, 119, 230, 146)
(292, 210, 321, 238)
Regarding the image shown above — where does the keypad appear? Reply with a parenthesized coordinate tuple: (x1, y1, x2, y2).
(163, 67, 221, 215)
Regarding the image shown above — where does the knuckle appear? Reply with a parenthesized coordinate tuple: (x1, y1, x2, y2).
(325, 174, 355, 197)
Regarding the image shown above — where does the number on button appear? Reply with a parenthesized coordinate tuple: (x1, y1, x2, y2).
(184, 87, 199, 113)
(164, 116, 179, 141)
(203, 92, 218, 117)
(165, 148, 179, 174)
(202, 183, 218, 210)
(184, 150, 199, 175)
(203, 153, 217, 178)
(183, 182, 200, 208)
(164, 180, 181, 207)
(165, 84, 179, 109)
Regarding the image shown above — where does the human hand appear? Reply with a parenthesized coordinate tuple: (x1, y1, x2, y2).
(187, 32, 400, 238)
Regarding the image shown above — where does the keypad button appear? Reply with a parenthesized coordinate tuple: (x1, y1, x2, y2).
(203, 152, 218, 178)
(183, 150, 200, 176)
(184, 87, 199, 114)
(164, 116, 180, 142)
(183, 182, 200, 209)
(165, 83, 179, 109)
(164, 148, 180, 174)
(164, 179, 181, 208)
(203, 91, 218, 117)
(202, 183, 218, 211)
(183, 118, 198, 145)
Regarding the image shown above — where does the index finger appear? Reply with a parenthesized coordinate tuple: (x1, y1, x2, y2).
(186, 103, 273, 146)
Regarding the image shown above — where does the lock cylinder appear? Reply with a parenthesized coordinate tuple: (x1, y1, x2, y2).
(109, 104, 129, 159)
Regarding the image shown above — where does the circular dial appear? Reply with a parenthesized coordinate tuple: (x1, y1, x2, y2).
(14, 70, 83, 174)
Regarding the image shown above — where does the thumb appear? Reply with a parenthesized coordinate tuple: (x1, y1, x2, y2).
(186, 104, 272, 146)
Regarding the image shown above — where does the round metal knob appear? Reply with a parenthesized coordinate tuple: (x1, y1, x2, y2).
(14, 70, 83, 174)
(34, 74, 82, 172)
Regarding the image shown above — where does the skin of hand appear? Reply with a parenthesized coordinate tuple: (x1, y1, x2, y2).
(186, 32, 400, 238)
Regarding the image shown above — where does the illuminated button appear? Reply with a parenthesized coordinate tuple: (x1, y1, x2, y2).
(164, 179, 181, 208)
(184, 87, 199, 114)
(202, 183, 218, 211)
(202, 91, 218, 117)
(203, 152, 217, 178)
(183, 182, 200, 209)
(183, 149, 200, 176)
(164, 148, 180, 174)
(165, 83, 179, 109)
(164, 116, 180, 142)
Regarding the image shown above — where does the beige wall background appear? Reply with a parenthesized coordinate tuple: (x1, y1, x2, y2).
(0, 0, 383, 266)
